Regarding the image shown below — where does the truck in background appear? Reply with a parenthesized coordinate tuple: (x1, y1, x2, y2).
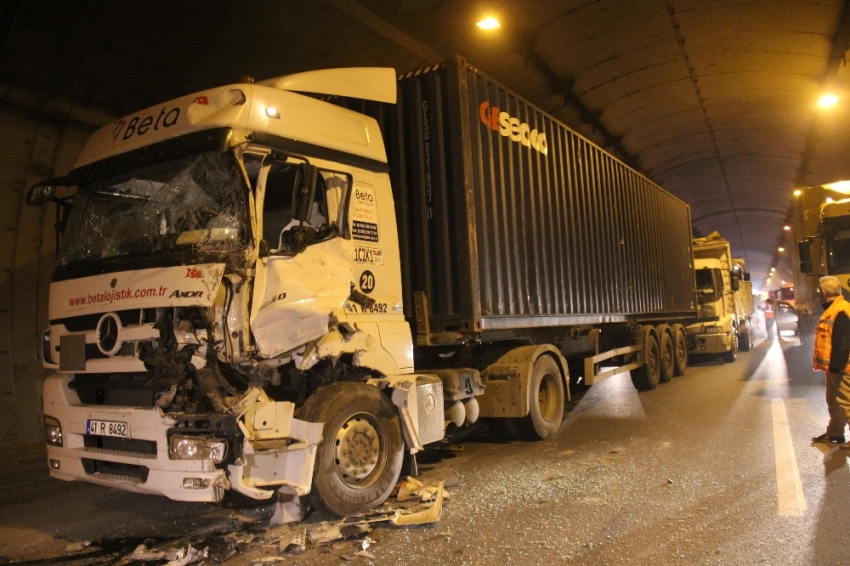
(792, 184, 850, 343)
(26, 57, 698, 517)
(685, 232, 755, 361)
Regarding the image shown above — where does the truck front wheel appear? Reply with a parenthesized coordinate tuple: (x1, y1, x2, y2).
(300, 382, 404, 517)
(512, 355, 564, 440)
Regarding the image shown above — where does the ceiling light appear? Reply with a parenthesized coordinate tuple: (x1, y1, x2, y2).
(824, 180, 850, 194)
(476, 17, 500, 29)
(783, 225, 791, 231)
(819, 94, 839, 108)
(794, 189, 803, 197)
(778, 247, 785, 252)
(770, 267, 776, 272)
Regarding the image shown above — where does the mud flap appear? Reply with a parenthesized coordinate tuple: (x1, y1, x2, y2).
(228, 388, 324, 499)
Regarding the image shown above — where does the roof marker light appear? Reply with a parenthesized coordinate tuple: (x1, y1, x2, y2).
(266, 107, 280, 119)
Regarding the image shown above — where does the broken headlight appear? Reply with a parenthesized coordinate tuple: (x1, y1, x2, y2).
(169, 435, 227, 463)
(44, 415, 63, 447)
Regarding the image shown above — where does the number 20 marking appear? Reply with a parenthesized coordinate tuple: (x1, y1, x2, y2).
(360, 270, 376, 294)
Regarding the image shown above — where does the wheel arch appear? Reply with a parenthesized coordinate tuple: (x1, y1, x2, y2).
(478, 344, 570, 419)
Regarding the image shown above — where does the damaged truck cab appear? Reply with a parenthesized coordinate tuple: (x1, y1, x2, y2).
(30, 69, 461, 515)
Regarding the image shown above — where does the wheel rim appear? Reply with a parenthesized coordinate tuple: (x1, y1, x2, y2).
(662, 337, 674, 372)
(537, 372, 559, 422)
(648, 341, 660, 376)
(333, 412, 386, 489)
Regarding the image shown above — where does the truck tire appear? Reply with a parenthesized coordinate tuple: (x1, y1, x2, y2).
(299, 382, 404, 517)
(722, 332, 738, 363)
(672, 324, 688, 376)
(738, 322, 752, 352)
(657, 325, 675, 383)
(631, 332, 661, 391)
(511, 355, 564, 441)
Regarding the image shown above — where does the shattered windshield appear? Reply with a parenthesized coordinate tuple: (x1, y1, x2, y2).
(58, 151, 249, 267)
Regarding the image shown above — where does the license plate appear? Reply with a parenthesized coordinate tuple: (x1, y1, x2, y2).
(86, 419, 128, 438)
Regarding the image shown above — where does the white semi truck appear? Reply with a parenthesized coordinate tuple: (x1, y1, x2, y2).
(27, 57, 698, 516)
(685, 233, 755, 361)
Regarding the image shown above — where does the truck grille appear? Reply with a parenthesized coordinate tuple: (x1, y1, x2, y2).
(81, 459, 150, 483)
(415, 376, 444, 445)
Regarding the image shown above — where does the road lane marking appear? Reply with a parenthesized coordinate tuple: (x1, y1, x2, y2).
(771, 398, 807, 516)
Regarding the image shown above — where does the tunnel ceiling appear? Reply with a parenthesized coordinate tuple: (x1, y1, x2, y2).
(3, 0, 850, 291)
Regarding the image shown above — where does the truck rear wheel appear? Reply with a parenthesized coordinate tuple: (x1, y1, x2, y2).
(657, 325, 675, 383)
(631, 331, 661, 391)
(511, 355, 564, 440)
(722, 332, 738, 363)
(738, 322, 752, 352)
(299, 382, 404, 517)
(673, 324, 688, 376)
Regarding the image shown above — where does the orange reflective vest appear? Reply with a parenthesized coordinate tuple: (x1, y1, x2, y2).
(813, 295, 850, 372)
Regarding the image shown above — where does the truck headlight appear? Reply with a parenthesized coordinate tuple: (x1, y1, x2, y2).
(44, 415, 63, 447)
(169, 435, 227, 463)
(42, 329, 54, 364)
(705, 326, 719, 334)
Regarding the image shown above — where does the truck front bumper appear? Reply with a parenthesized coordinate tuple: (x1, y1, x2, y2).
(43, 374, 228, 502)
(691, 333, 729, 354)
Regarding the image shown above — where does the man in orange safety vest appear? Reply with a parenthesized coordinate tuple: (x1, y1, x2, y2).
(812, 276, 850, 446)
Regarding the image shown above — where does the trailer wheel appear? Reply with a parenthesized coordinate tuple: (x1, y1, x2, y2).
(631, 332, 661, 391)
(722, 332, 738, 363)
(657, 325, 675, 383)
(738, 321, 752, 352)
(512, 355, 564, 440)
(299, 382, 404, 517)
(672, 325, 688, 376)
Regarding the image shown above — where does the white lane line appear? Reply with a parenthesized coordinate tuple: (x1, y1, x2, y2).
(772, 398, 807, 516)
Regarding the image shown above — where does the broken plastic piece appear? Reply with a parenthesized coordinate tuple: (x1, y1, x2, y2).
(396, 476, 426, 502)
(390, 481, 445, 525)
(278, 529, 306, 555)
(131, 544, 167, 561)
(166, 544, 208, 566)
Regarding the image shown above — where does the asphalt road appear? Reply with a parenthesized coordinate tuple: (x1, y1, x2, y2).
(2, 327, 849, 566)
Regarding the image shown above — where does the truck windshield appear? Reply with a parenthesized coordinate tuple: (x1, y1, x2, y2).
(58, 151, 249, 268)
(695, 268, 720, 302)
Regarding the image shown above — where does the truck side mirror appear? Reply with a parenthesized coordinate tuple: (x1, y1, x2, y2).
(798, 239, 813, 274)
(26, 177, 66, 206)
(729, 271, 740, 292)
(291, 164, 318, 225)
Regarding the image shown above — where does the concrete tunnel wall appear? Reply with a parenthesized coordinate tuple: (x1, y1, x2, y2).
(0, 85, 104, 447)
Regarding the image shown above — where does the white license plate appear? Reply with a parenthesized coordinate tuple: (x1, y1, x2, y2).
(86, 419, 128, 438)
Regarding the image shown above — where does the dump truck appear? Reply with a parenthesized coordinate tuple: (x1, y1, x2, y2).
(26, 56, 697, 516)
(792, 184, 850, 342)
(685, 233, 755, 361)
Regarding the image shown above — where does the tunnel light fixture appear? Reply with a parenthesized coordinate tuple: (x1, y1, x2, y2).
(778, 247, 785, 252)
(824, 180, 850, 194)
(770, 267, 776, 272)
(794, 189, 803, 197)
(476, 17, 500, 29)
(784, 225, 791, 231)
(819, 94, 839, 108)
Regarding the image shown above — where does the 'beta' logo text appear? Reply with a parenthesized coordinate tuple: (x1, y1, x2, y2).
(113, 106, 181, 142)
(479, 102, 548, 155)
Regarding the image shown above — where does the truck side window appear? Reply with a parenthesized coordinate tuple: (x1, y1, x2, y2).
(263, 162, 298, 247)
